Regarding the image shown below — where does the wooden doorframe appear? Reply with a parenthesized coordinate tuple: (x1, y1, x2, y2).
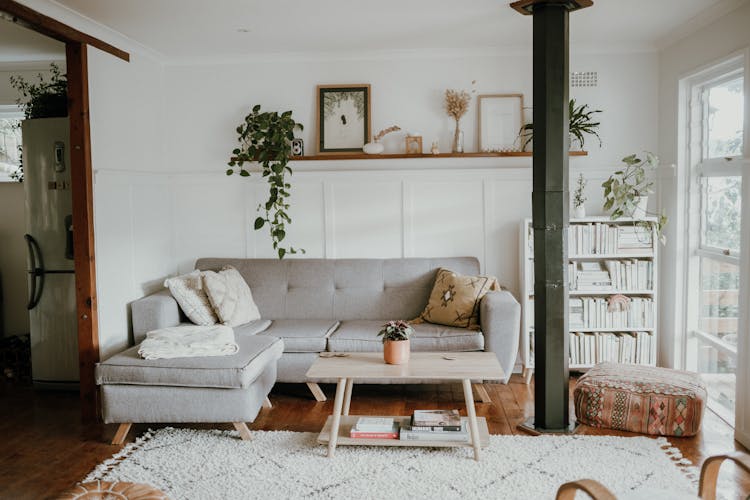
(0, 0, 129, 422)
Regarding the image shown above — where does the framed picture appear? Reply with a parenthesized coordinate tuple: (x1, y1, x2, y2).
(316, 84, 371, 153)
(477, 94, 524, 152)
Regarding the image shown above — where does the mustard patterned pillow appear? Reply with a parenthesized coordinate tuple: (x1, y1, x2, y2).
(413, 268, 500, 330)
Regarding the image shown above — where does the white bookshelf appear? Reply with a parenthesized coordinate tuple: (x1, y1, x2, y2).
(519, 216, 659, 383)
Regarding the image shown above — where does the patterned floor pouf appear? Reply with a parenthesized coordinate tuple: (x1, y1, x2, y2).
(574, 362, 707, 437)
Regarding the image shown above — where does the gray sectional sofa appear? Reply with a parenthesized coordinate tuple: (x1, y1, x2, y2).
(96, 257, 520, 442)
(131, 257, 521, 394)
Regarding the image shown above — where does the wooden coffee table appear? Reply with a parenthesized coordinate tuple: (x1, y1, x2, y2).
(305, 352, 504, 461)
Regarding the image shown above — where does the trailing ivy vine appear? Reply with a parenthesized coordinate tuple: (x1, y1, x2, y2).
(227, 105, 305, 259)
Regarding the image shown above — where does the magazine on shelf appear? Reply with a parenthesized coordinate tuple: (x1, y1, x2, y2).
(400, 421, 470, 442)
(350, 422, 399, 439)
(411, 410, 462, 430)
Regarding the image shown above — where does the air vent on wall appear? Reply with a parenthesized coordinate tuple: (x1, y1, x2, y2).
(571, 71, 598, 87)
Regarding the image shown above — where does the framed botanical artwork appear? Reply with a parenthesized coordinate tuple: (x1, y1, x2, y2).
(477, 94, 524, 152)
(316, 84, 371, 153)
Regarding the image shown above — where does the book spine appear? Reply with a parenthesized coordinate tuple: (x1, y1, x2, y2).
(400, 431, 469, 442)
(350, 431, 399, 439)
(408, 425, 462, 432)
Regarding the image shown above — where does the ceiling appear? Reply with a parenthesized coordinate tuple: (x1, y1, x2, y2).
(0, 0, 747, 62)
(24, 0, 746, 61)
(0, 17, 65, 63)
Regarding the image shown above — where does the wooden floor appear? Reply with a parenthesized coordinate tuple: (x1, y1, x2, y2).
(1, 376, 748, 499)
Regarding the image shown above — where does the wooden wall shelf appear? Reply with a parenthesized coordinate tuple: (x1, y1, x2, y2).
(286, 151, 587, 161)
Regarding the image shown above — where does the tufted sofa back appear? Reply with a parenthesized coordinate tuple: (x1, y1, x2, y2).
(194, 257, 479, 320)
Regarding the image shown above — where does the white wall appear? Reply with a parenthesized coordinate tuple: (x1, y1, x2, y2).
(0, 182, 29, 336)
(657, 1, 750, 448)
(157, 49, 657, 287)
(88, 48, 172, 359)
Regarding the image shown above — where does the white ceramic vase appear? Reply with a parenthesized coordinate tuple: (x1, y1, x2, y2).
(633, 196, 648, 219)
(573, 205, 586, 219)
(363, 141, 384, 155)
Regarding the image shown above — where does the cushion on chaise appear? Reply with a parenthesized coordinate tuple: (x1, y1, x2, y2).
(327, 320, 484, 352)
(96, 334, 283, 389)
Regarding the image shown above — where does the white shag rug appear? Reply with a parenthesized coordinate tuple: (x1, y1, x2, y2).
(85, 428, 697, 500)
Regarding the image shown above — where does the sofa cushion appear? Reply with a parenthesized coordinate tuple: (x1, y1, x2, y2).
(164, 270, 218, 326)
(96, 334, 283, 389)
(257, 319, 340, 353)
(414, 268, 500, 330)
(202, 265, 261, 327)
(327, 320, 484, 352)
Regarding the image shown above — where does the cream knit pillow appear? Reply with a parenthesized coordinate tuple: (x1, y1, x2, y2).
(202, 265, 261, 327)
(164, 270, 218, 326)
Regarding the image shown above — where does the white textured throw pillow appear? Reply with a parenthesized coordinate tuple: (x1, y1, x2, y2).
(164, 270, 218, 326)
(202, 265, 261, 327)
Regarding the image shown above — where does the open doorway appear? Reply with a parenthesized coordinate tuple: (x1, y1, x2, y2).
(0, 18, 74, 388)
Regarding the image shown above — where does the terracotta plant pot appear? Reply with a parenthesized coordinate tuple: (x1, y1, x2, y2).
(383, 339, 410, 365)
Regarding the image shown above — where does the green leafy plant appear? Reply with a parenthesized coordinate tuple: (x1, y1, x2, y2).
(519, 98, 602, 151)
(10, 62, 68, 119)
(377, 320, 413, 343)
(602, 152, 668, 241)
(227, 105, 305, 259)
(573, 173, 587, 208)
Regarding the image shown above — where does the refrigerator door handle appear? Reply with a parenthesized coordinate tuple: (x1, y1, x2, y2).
(24, 234, 45, 310)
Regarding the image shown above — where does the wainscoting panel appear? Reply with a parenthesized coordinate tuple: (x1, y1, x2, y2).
(172, 176, 247, 273)
(407, 179, 485, 265)
(328, 180, 403, 259)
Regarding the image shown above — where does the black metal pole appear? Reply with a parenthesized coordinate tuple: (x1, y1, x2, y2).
(511, 0, 592, 433)
(532, 2, 570, 431)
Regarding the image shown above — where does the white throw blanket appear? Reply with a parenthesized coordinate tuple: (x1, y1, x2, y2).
(138, 324, 239, 360)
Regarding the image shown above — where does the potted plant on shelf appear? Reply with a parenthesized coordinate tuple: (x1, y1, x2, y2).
(573, 173, 587, 218)
(10, 62, 68, 120)
(377, 320, 413, 365)
(602, 151, 668, 242)
(519, 98, 602, 151)
(227, 104, 305, 259)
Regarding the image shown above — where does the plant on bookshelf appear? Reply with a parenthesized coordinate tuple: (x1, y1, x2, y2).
(602, 152, 668, 242)
(573, 173, 588, 218)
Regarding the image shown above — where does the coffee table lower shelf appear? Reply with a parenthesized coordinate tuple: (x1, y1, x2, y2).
(317, 415, 490, 448)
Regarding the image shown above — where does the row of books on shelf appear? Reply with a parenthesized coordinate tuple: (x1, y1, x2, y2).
(526, 259, 654, 292)
(569, 331, 655, 365)
(570, 259, 653, 291)
(349, 411, 469, 442)
(569, 297, 654, 329)
(568, 223, 653, 256)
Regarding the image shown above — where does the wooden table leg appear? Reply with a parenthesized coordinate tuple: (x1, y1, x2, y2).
(343, 378, 354, 415)
(462, 378, 481, 461)
(328, 377, 347, 458)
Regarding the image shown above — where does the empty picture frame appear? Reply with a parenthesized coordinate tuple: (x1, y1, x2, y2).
(316, 84, 371, 153)
(477, 94, 524, 152)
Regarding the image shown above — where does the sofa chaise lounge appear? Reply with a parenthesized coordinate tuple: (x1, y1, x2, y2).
(129, 257, 521, 402)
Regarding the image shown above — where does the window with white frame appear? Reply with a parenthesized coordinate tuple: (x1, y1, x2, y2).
(0, 105, 23, 182)
(685, 59, 745, 425)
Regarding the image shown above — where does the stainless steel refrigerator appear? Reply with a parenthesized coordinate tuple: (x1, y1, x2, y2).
(22, 117, 79, 388)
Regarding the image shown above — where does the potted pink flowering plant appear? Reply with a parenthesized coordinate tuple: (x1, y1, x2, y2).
(377, 320, 413, 365)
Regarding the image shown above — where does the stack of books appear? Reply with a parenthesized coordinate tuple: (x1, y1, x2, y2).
(399, 410, 470, 442)
(349, 417, 399, 439)
(617, 225, 653, 253)
(574, 262, 613, 291)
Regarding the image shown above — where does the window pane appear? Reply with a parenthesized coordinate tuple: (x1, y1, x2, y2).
(701, 176, 741, 252)
(687, 256, 739, 423)
(0, 117, 22, 179)
(706, 76, 743, 159)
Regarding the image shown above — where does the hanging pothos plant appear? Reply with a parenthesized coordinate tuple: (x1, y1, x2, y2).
(227, 105, 305, 259)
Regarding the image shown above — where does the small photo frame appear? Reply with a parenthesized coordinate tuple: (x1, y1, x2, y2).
(477, 94, 524, 152)
(316, 84, 371, 153)
(405, 136, 423, 155)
